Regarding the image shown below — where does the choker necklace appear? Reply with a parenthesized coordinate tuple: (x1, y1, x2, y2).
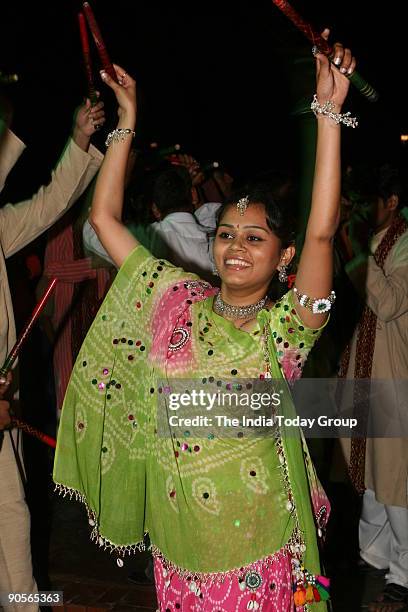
(214, 292, 268, 320)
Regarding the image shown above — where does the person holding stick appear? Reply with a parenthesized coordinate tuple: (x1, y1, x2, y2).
(0, 372, 11, 432)
(0, 95, 104, 610)
(54, 30, 356, 610)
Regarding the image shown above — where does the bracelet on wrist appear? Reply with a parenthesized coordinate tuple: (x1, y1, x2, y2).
(311, 94, 358, 128)
(105, 128, 135, 148)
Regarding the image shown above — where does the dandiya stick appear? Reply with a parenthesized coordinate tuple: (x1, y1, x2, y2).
(0, 278, 58, 450)
(78, 12, 98, 104)
(12, 418, 56, 448)
(82, 2, 118, 83)
(0, 278, 58, 384)
(271, 0, 379, 102)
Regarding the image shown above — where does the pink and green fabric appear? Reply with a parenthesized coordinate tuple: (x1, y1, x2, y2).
(54, 246, 330, 610)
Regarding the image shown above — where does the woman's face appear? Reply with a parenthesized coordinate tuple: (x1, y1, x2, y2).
(213, 203, 293, 296)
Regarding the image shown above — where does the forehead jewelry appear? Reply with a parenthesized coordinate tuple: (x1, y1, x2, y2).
(236, 195, 249, 216)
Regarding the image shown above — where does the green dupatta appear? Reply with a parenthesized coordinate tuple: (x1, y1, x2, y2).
(54, 246, 328, 608)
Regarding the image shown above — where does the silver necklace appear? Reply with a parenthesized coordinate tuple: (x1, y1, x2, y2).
(213, 292, 268, 320)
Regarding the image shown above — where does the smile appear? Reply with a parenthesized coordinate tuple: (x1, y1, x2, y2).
(224, 258, 251, 269)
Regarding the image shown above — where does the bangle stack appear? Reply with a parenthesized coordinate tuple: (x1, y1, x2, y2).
(105, 128, 135, 148)
(311, 94, 358, 128)
(293, 287, 336, 314)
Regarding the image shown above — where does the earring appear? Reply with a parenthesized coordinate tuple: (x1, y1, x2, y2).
(212, 264, 219, 277)
(278, 265, 288, 283)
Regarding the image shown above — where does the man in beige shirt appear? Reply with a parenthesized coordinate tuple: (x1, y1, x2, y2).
(341, 166, 408, 609)
(0, 98, 104, 611)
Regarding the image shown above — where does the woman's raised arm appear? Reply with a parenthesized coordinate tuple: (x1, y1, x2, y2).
(294, 30, 356, 328)
(89, 64, 139, 268)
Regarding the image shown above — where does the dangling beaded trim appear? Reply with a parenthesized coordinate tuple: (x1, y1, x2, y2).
(316, 505, 328, 537)
(260, 324, 273, 379)
(54, 482, 146, 564)
(259, 327, 330, 607)
(151, 542, 294, 585)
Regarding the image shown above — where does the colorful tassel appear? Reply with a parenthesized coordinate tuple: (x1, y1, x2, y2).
(292, 568, 330, 606)
(305, 584, 314, 603)
(293, 586, 307, 607)
(316, 575, 330, 589)
(316, 584, 330, 601)
(312, 586, 321, 602)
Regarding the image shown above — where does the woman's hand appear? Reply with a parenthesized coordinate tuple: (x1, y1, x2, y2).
(100, 63, 137, 125)
(90, 62, 139, 269)
(315, 29, 356, 112)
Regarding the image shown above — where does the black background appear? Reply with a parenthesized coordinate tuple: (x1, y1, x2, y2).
(0, 6, 406, 592)
(0, 0, 406, 198)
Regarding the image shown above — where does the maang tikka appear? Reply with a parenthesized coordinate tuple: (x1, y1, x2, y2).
(236, 195, 250, 215)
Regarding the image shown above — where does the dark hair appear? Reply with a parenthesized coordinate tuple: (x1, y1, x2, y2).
(123, 153, 155, 225)
(377, 165, 404, 205)
(216, 181, 296, 248)
(344, 164, 405, 209)
(123, 161, 194, 224)
(152, 166, 193, 217)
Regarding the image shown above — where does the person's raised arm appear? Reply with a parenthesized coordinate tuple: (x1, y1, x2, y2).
(72, 95, 106, 152)
(89, 64, 139, 268)
(0, 99, 105, 258)
(294, 29, 356, 328)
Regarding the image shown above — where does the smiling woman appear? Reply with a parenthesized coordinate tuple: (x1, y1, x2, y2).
(213, 183, 296, 320)
(54, 31, 357, 611)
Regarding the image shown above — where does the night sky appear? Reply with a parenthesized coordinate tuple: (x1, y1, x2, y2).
(0, 0, 406, 200)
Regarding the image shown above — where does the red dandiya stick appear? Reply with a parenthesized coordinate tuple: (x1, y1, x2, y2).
(0, 278, 58, 450)
(271, 0, 379, 102)
(78, 12, 98, 104)
(0, 278, 58, 383)
(82, 2, 118, 83)
(272, 0, 330, 52)
(12, 418, 56, 448)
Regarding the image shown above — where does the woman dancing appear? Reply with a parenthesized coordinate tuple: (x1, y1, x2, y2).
(54, 30, 356, 610)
